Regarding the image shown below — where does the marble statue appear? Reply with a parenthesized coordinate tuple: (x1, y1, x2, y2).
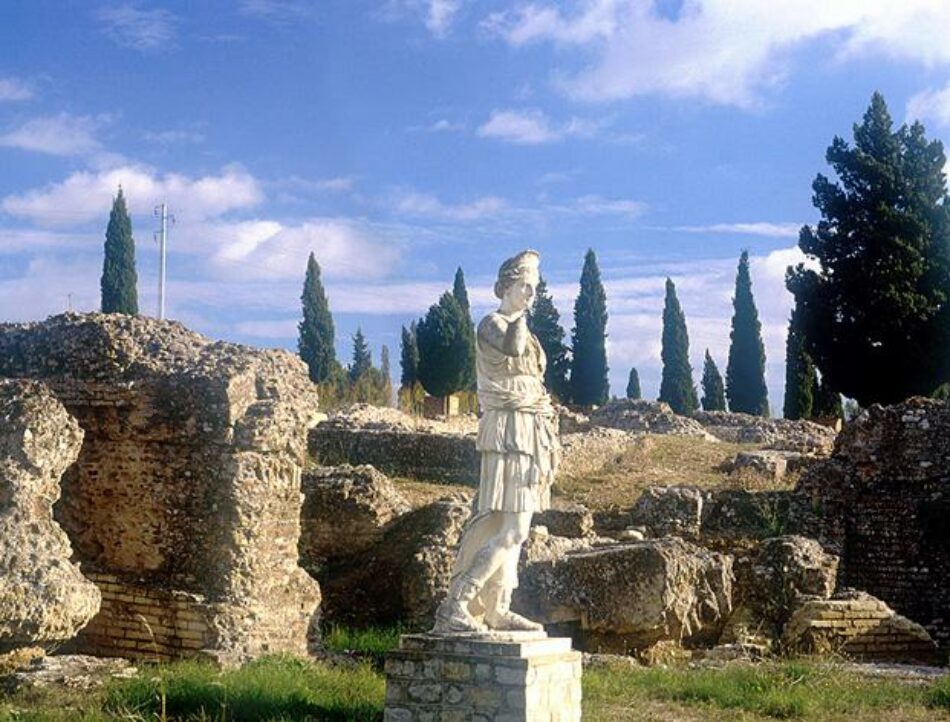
(433, 250, 561, 634)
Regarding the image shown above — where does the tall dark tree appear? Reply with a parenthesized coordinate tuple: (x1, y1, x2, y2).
(658, 278, 699, 414)
(298, 252, 337, 384)
(349, 327, 372, 383)
(417, 292, 471, 398)
(726, 251, 769, 416)
(626, 367, 641, 400)
(570, 249, 609, 406)
(100, 187, 138, 314)
(528, 276, 572, 401)
(783, 303, 815, 420)
(378, 344, 393, 406)
(400, 323, 420, 388)
(701, 350, 726, 412)
(813, 375, 843, 419)
(787, 92, 950, 405)
(452, 266, 477, 390)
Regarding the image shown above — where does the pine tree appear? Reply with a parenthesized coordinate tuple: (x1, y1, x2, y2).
(658, 278, 699, 414)
(452, 267, 477, 390)
(417, 292, 471, 398)
(701, 350, 726, 411)
(570, 249, 609, 406)
(626, 367, 641, 400)
(400, 323, 420, 388)
(528, 276, 572, 401)
(100, 187, 138, 314)
(349, 327, 372, 383)
(298, 252, 337, 384)
(726, 251, 769, 416)
(783, 303, 815, 420)
(787, 92, 950, 405)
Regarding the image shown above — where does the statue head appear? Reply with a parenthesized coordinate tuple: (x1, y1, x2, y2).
(494, 250, 541, 302)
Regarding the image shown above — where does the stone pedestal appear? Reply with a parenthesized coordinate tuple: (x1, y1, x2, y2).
(384, 633, 582, 722)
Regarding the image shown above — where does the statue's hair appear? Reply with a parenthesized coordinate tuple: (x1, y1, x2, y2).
(494, 250, 540, 299)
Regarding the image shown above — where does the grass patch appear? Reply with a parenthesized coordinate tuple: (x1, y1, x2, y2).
(322, 625, 402, 656)
(556, 435, 790, 510)
(584, 660, 950, 721)
(102, 655, 383, 721)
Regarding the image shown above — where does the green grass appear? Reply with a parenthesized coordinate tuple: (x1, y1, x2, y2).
(321, 626, 401, 657)
(584, 660, 950, 721)
(1, 652, 948, 721)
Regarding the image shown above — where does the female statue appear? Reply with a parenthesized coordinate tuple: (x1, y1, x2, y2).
(434, 250, 560, 634)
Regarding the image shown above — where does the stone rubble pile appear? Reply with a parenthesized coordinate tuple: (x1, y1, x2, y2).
(589, 399, 715, 439)
(692, 410, 836, 454)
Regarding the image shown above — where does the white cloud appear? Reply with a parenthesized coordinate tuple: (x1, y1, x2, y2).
(672, 222, 802, 238)
(238, 0, 317, 22)
(0, 77, 33, 102)
(485, 1, 950, 107)
(477, 108, 598, 144)
(0, 229, 98, 255)
(427, 0, 464, 36)
(418, 118, 466, 133)
(572, 194, 647, 218)
(2, 164, 263, 225)
(207, 218, 402, 281)
(906, 83, 950, 128)
(98, 4, 178, 52)
(393, 190, 507, 221)
(143, 128, 206, 144)
(0, 113, 106, 157)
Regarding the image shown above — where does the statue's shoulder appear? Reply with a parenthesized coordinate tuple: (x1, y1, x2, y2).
(477, 312, 507, 349)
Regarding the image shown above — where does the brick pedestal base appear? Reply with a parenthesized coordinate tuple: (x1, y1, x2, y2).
(384, 633, 582, 722)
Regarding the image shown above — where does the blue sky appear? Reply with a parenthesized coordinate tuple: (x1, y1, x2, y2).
(2, 1, 950, 410)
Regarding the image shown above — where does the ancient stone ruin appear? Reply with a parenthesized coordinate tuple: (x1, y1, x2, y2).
(0, 379, 101, 651)
(795, 397, 950, 657)
(0, 314, 322, 664)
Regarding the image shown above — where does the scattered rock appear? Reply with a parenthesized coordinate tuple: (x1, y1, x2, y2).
(783, 590, 939, 664)
(319, 499, 472, 629)
(702, 490, 792, 540)
(516, 537, 733, 652)
(557, 406, 591, 434)
(533, 504, 594, 539)
(590, 399, 715, 439)
(629, 486, 707, 540)
(300, 464, 411, 570)
(0, 380, 101, 652)
(692, 410, 836, 454)
(0, 654, 136, 693)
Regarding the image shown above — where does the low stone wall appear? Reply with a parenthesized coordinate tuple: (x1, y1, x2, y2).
(309, 427, 479, 485)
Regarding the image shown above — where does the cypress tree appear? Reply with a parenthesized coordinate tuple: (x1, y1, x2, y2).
(783, 303, 815, 420)
(787, 92, 950, 405)
(658, 278, 699, 414)
(726, 251, 769, 416)
(452, 267, 476, 390)
(298, 252, 337, 384)
(378, 344, 393, 406)
(701, 350, 726, 411)
(570, 249, 609, 406)
(417, 292, 471, 398)
(528, 276, 572, 401)
(100, 187, 138, 314)
(349, 327, 372, 383)
(813, 376, 843, 419)
(400, 323, 420, 388)
(626, 367, 641, 400)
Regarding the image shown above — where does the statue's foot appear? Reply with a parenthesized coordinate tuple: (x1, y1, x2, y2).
(432, 600, 487, 635)
(484, 610, 543, 632)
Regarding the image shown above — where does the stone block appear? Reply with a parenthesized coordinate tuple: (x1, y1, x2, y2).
(384, 634, 582, 722)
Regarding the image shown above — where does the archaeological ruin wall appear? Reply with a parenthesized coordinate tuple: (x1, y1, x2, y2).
(0, 314, 322, 664)
(794, 398, 950, 659)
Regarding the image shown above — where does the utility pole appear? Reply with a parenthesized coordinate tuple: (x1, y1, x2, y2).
(154, 203, 175, 320)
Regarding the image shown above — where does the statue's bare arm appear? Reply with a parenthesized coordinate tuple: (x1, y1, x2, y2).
(479, 313, 529, 357)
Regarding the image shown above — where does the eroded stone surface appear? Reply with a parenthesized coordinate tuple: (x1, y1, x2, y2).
(0, 314, 321, 664)
(0, 380, 100, 651)
(300, 464, 411, 571)
(629, 486, 707, 540)
(793, 398, 950, 656)
(692, 410, 836, 454)
(516, 537, 733, 652)
(590, 399, 714, 439)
